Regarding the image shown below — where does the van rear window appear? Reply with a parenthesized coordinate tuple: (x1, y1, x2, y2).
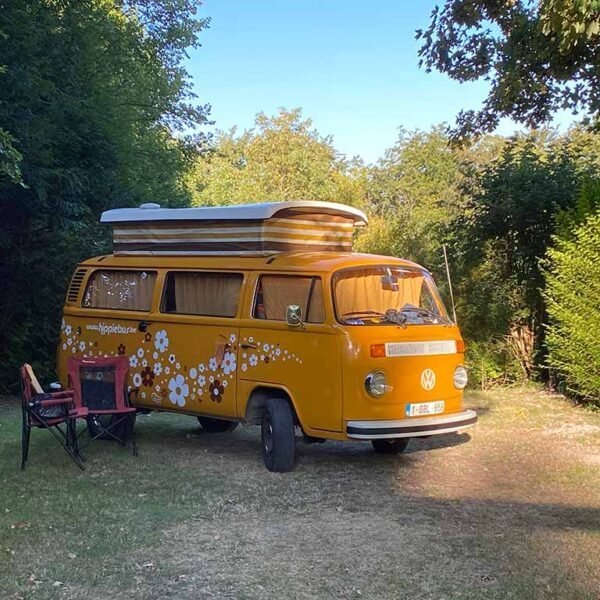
(82, 270, 156, 311)
(161, 272, 243, 317)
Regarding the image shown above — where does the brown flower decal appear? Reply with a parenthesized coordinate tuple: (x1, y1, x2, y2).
(160, 388, 168, 400)
(141, 367, 154, 387)
(117, 344, 126, 356)
(263, 355, 270, 364)
(144, 332, 152, 342)
(209, 380, 225, 403)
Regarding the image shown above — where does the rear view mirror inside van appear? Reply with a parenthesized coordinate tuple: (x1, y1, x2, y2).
(381, 275, 399, 291)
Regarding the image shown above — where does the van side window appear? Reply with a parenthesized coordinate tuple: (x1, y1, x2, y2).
(162, 272, 243, 317)
(82, 270, 156, 311)
(254, 276, 325, 323)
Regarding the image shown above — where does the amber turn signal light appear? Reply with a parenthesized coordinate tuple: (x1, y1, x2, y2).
(456, 339, 465, 353)
(370, 344, 386, 358)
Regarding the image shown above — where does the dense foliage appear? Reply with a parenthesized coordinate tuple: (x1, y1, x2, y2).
(544, 213, 600, 406)
(1, 3, 599, 406)
(188, 108, 366, 207)
(0, 0, 209, 388)
(417, 0, 600, 140)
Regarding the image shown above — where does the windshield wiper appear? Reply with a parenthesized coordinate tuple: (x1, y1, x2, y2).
(341, 310, 386, 318)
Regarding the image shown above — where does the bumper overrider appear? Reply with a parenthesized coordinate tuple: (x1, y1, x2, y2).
(346, 409, 477, 440)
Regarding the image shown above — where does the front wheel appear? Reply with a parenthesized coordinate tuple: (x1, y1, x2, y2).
(371, 438, 410, 454)
(197, 416, 238, 433)
(261, 398, 296, 472)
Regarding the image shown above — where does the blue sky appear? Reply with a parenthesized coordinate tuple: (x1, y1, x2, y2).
(187, 1, 574, 164)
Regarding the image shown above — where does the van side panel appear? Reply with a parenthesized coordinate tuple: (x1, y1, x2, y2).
(59, 267, 244, 417)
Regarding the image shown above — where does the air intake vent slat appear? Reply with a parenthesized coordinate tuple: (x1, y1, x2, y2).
(67, 268, 87, 304)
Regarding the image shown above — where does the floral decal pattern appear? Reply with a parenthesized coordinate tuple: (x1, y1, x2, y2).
(60, 320, 304, 409)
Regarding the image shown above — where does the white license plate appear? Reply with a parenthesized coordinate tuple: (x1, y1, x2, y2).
(405, 401, 445, 417)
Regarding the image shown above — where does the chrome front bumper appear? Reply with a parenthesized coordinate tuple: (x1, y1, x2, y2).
(346, 409, 477, 440)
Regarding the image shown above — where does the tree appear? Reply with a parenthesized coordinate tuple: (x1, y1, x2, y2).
(544, 211, 600, 405)
(417, 0, 600, 140)
(188, 108, 367, 207)
(0, 0, 209, 388)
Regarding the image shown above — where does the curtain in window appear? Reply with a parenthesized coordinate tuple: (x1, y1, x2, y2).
(261, 276, 324, 323)
(173, 273, 242, 316)
(84, 271, 156, 311)
(334, 270, 424, 316)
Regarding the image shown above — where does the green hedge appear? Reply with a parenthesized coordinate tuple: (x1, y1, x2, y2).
(544, 212, 600, 406)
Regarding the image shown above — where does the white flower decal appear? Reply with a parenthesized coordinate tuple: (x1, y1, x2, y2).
(67, 338, 72, 346)
(137, 348, 144, 358)
(175, 362, 181, 370)
(155, 384, 161, 392)
(153, 362, 162, 376)
(154, 330, 169, 353)
(78, 341, 86, 352)
(189, 367, 197, 379)
(169, 354, 176, 364)
(263, 343, 270, 353)
(249, 354, 258, 367)
(62, 343, 67, 351)
(132, 373, 142, 387)
(165, 366, 170, 375)
(241, 363, 248, 372)
(221, 352, 236, 375)
(168, 374, 189, 407)
(209, 375, 214, 383)
(129, 355, 139, 368)
(65, 325, 72, 336)
(275, 347, 281, 357)
(229, 333, 237, 344)
(198, 363, 205, 373)
(198, 375, 206, 387)
(208, 357, 218, 371)
(222, 379, 228, 388)
(142, 359, 148, 368)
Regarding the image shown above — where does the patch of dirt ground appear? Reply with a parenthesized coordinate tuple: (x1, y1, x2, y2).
(111, 388, 599, 600)
(1, 387, 599, 599)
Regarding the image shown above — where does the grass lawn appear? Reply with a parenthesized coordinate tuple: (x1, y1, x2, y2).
(1, 387, 599, 599)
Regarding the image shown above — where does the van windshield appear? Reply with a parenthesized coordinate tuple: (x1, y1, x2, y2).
(333, 266, 450, 326)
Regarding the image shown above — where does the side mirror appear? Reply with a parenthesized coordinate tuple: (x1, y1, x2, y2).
(286, 305, 304, 328)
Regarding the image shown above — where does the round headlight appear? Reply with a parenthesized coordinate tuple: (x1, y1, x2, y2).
(365, 371, 387, 397)
(454, 365, 468, 389)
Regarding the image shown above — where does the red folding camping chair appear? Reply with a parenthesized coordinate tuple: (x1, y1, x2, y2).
(19, 364, 88, 471)
(67, 356, 137, 455)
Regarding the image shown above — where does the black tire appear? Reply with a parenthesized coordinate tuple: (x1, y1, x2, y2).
(87, 413, 136, 441)
(197, 416, 238, 433)
(371, 438, 410, 454)
(261, 398, 296, 472)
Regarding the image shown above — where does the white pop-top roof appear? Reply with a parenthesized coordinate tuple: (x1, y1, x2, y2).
(101, 200, 368, 226)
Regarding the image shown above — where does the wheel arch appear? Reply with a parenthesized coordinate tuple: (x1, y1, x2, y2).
(244, 384, 301, 426)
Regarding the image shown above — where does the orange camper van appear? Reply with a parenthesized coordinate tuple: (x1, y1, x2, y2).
(57, 201, 476, 471)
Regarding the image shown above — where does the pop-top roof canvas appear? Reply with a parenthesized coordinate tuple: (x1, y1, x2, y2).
(101, 201, 368, 256)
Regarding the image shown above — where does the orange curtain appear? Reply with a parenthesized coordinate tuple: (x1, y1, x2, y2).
(173, 273, 242, 317)
(334, 269, 424, 316)
(84, 271, 156, 311)
(261, 276, 324, 323)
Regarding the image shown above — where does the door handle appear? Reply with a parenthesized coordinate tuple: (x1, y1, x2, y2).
(138, 320, 150, 332)
(240, 342, 257, 349)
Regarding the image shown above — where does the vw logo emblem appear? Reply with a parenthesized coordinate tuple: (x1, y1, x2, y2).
(421, 368, 436, 391)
